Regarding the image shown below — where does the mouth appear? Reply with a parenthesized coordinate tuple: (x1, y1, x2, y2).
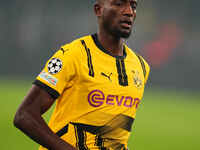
(120, 20, 133, 29)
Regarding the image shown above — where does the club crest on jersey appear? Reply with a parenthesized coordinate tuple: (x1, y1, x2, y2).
(132, 70, 143, 89)
(47, 58, 62, 74)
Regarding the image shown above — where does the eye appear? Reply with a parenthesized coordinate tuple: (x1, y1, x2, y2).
(114, 0, 124, 6)
(115, 2, 122, 6)
(131, 1, 137, 10)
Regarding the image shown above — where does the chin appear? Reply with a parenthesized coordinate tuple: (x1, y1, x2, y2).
(113, 28, 132, 39)
(109, 27, 132, 39)
(121, 32, 131, 39)
(118, 30, 132, 39)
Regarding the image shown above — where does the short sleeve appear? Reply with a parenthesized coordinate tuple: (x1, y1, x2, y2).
(33, 45, 77, 99)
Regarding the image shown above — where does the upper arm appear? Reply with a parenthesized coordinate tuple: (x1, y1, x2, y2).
(16, 43, 80, 116)
(17, 84, 55, 115)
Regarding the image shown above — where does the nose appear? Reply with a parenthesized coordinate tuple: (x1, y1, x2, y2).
(123, 3, 134, 17)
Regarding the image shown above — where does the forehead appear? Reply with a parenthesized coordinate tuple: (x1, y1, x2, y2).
(95, 0, 137, 5)
(110, 0, 137, 2)
(107, 0, 137, 5)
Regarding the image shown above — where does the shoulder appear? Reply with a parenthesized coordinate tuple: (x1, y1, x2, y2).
(61, 35, 91, 51)
(125, 45, 150, 69)
(45, 35, 91, 68)
(57, 35, 91, 58)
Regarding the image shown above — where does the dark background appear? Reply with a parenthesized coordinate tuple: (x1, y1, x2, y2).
(1, 1, 200, 150)
(1, 0, 200, 90)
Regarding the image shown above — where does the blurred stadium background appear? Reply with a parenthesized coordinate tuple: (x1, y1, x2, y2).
(0, 0, 199, 150)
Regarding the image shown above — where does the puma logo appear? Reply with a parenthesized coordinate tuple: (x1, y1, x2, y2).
(60, 48, 69, 54)
(101, 72, 112, 82)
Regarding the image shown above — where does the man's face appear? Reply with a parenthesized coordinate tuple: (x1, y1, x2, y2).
(97, 0, 137, 39)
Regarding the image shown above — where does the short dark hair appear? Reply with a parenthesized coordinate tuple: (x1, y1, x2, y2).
(92, 0, 104, 4)
(92, 0, 97, 3)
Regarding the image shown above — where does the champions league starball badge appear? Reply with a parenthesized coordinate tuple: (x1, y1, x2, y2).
(47, 58, 62, 74)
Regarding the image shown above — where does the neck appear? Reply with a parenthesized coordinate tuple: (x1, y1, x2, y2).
(97, 30, 124, 56)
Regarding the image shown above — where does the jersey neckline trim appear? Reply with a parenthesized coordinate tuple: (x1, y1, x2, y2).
(91, 33, 127, 59)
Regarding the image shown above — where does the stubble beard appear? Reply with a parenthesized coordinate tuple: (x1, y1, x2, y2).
(102, 18, 132, 39)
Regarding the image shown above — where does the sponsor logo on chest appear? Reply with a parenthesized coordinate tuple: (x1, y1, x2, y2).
(88, 89, 140, 108)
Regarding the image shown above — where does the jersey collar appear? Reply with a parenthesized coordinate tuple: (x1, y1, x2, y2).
(91, 33, 127, 59)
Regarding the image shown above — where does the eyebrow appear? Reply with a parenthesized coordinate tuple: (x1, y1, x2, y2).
(131, 0, 138, 5)
(120, 0, 138, 5)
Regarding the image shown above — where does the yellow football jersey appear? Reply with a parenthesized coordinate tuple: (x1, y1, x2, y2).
(34, 34, 150, 150)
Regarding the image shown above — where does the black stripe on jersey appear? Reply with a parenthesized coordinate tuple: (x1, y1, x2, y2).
(122, 144, 127, 150)
(120, 115, 135, 132)
(56, 124, 69, 137)
(114, 144, 127, 150)
(33, 80, 60, 99)
(136, 55, 146, 78)
(72, 123, 106, 150)
(71, 122, 101, 134)
(81, 40, 94, 77)
(71, 115, 134, 149)
(116, 59, 128, 86)
(95, 135, 107, 150)
(74, 124, 89, 150)
(71, 115, 134, 133)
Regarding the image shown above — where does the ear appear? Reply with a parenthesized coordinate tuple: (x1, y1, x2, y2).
(94, 3, 103, 17)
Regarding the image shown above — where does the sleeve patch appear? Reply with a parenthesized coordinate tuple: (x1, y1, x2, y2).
(48, 58, 63, 74)
(39, 71, 58, 86)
